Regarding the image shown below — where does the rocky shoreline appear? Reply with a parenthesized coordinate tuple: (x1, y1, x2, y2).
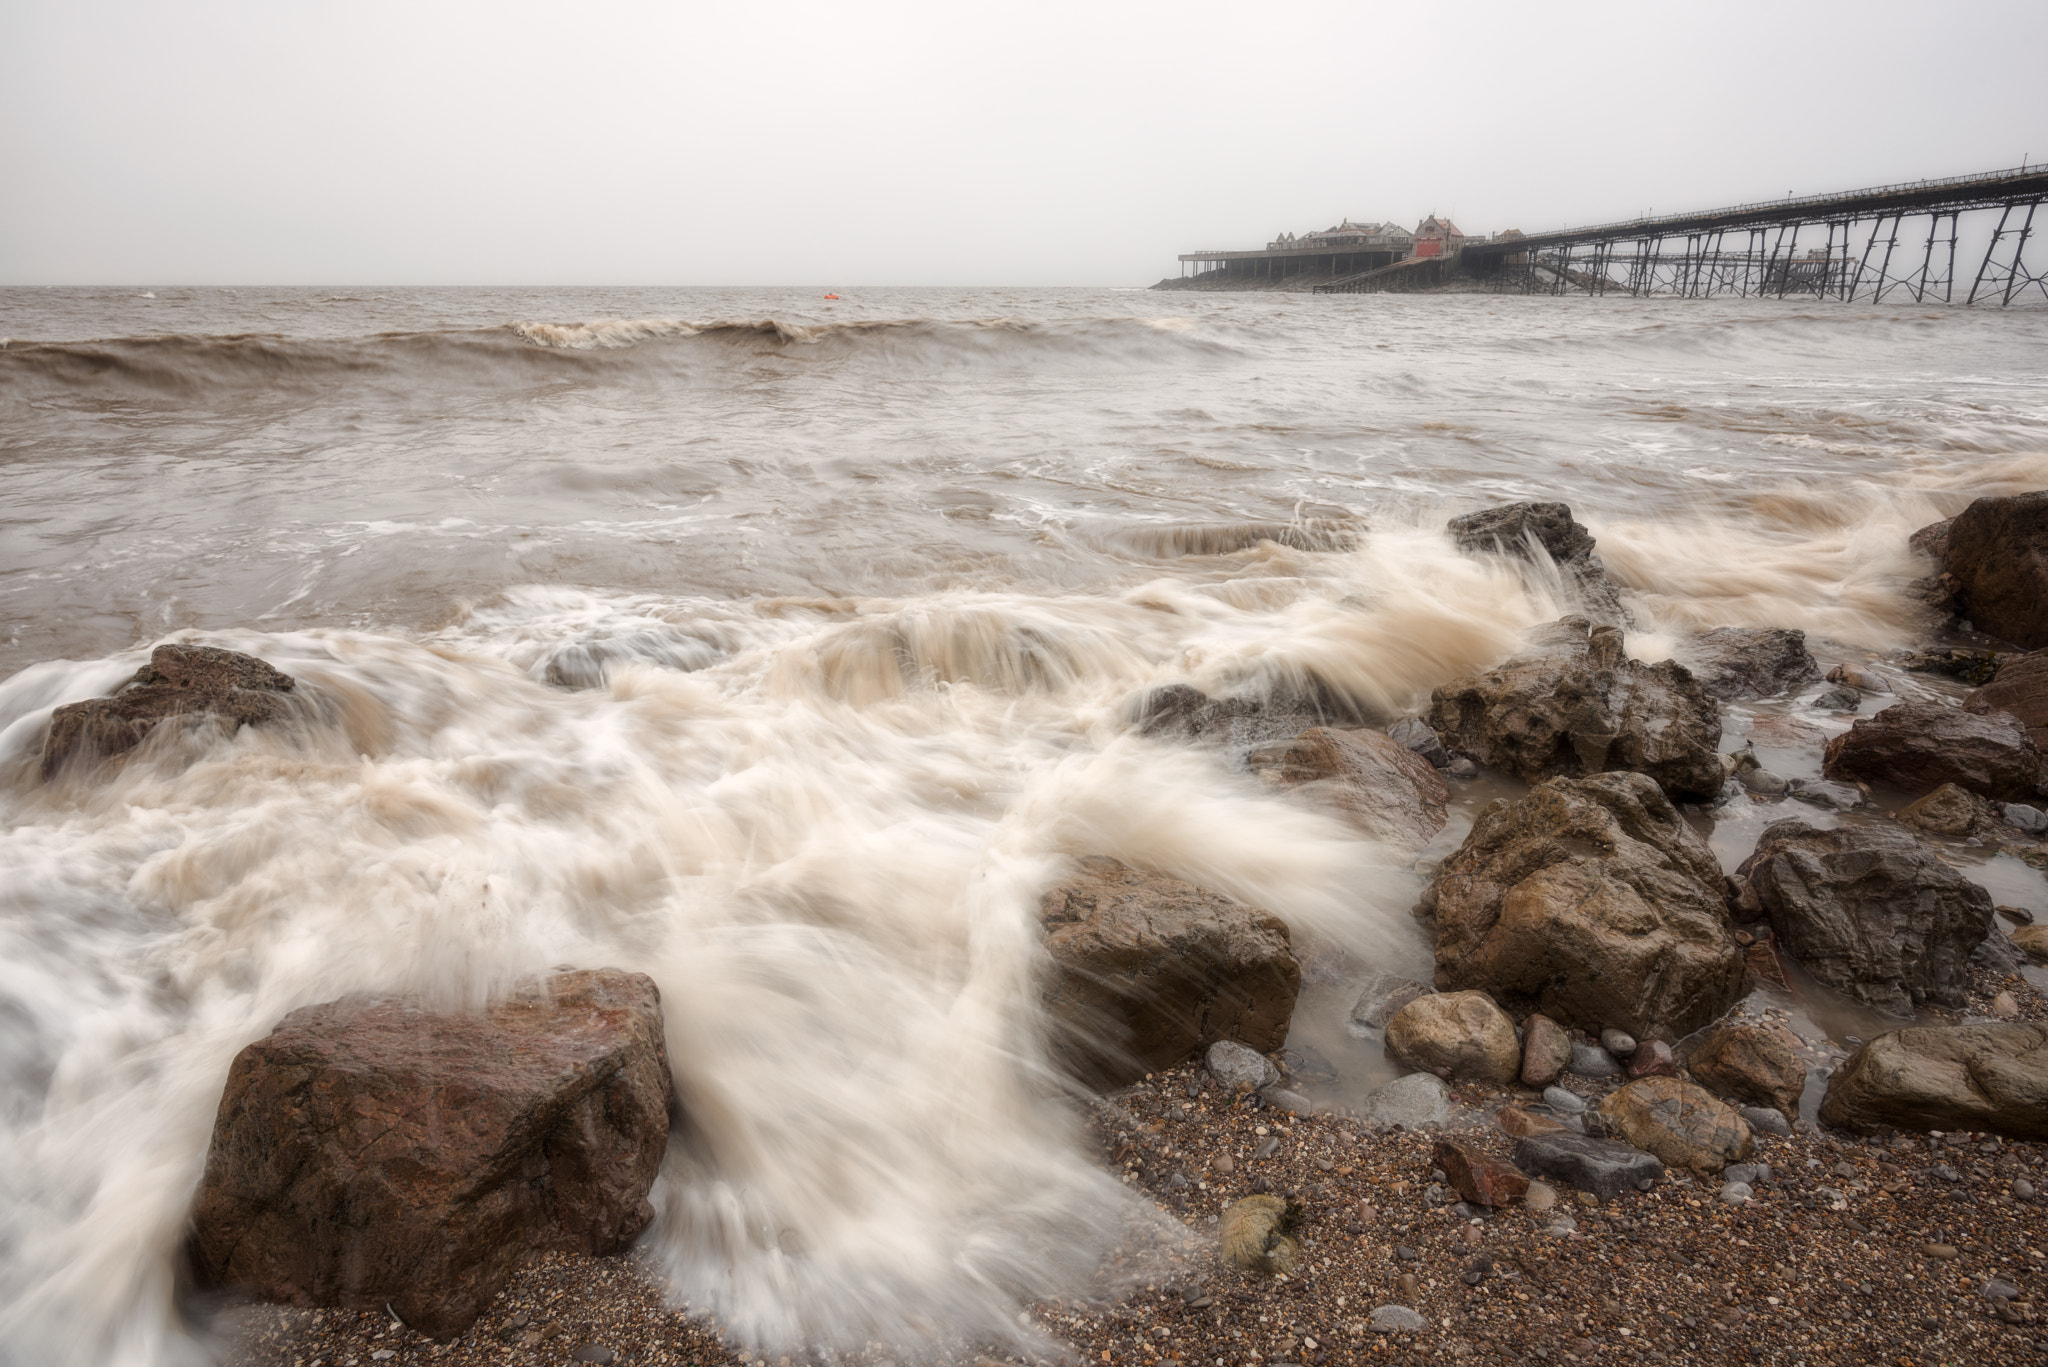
(38, 494, 2048, 1365)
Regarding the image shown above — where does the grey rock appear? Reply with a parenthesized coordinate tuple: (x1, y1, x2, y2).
(1253, 1136, 1281, 1159)
(1542, 1085, 1588, 1114)
(1570, 1042, 1623, 1078)
(1447, 501, 1630, 628)
(2005, 803, 2048, 834)
(1982, 1277, 2021, 1302)
(1723, 1163, 1772, 1186)
(1262, 1088, 1313, 1117)
(1786, 778, 1865, 811)
(1347, 971, 1435, 1035)
(1738, 1106, 1795, 1137)
(1599, 1029, 1638, 1058)
(1719, 1181, 1753, 1205)
(2014, 1178, 2036, 1199)
(1362, 1072, 1453, 1130)
(1207, 1039, 1282, 1092)
(1444, 757, 1479, 779)
(1814, 685, 1863, 711)
(1740, 768, 1789, 795)
(1370, 1305, 1429, 1333)
(1682, 628, 1823, 702)
(1737, 819, 1995, 1014)
(1387, 717, 1451, 768)
(1976, 933, 2030, 975)
(572, 1348, 617, 1365)
(1510, 1132, 1666, 1200)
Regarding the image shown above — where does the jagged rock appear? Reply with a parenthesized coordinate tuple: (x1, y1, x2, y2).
(1206, 1039, 1281, 1092)
(1039, 859, 1299, 1089)
(1509, 1132, 1665, 1199)
(1346, 971, 1434, 1035)
(1910, 517, 1954, 565)
(1134, 685, 1348, 749)
(1423, 771, 1744, 1039)
(1943, 490, 2048, 649)
(1447, 501, 1629, 627)
(1383, 991, 1521, 1085)
(1427, 619, 1722, 800)
(1735, 820, 1993, 1014)
(1385, 717, 1451, 768)
(1967, 649, 2048, 755)
(1245, 726, 1449, 850)
(1680, 628, 1823, 702)
(1687, 1023, 1806, 1117)
(1897, 782, 2002, 839)
(1598, 1077, 1754, 1172)
(1433, 1138, 1529, 1207)
(186, 969, 674, 1339)
(41, 643, 297, 779)
(1813, 684, 1863, 711)
(1518, 1013, 1571, 1088)
(1361, 1072, 1453, 1129)
(1819, 1023, 2048, 1139)
(1822, 700, 2042, 802)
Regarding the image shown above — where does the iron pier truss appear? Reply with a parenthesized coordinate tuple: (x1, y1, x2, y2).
(1317, 166, 2048, 303)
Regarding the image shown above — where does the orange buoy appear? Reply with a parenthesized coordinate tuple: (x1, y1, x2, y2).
(823, 293, 840, 300)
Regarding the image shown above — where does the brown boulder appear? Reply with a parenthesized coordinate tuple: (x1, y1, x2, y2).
(1518, 1013, 1572, 1088)
(1819, 1023, 2048, 1139)
(186, 969, 674, 1339)
(1496, 1105, 1571, 1138)
(1039, 859, 1299, 1089)
(1433, 1138, 1530, 1207)
(1447, 501, 1629, 628)
(1736, 819, 1994, 1014)
(42, 643, 297, 779)
(1967, 649, 2048, 755)
(1944, 490, 2048, 649)
(1424, 771, 1744, 1039)
(1597, 1077, 1754, 1172)
(2014, 924, 2048, 962)
(1246, 726, 1449, 850)
(1822, 700, 2042, 801)
(1427, 619, 1723, 801)
(1687, 1023, 1806, 1117)
(1383, 991, 1521, 1085)
(1897, 782, 2003, 838)
(1625, 1039, 1678, 1079)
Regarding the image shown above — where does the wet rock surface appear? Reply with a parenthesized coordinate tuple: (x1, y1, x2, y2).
(1687, 1021, 1807, 1118)
(1425, 770, 1745, 1039)
(187, 969, 675, 1340)
(1898, 781, 2006, 838)
(1821, 1023, 2048, 1140)
(1446, 500, 1630, 628)
(1969, 648, 2048, 755)
(1821, 699, 2043, 802)
(1509, 1131, 1665, 1199)
(1040, 859, 1300, 1089)
(1680, 626, 1824, 702)
(1736, 819, 1995, 1014)
(40, 642, 297, 779)
(1517, 1013, 1570, 1088)
(1597, 1077, 1755, 1173)
(1944, 489, 2048, 649)
(1383, 991, 1521, 1085)
(1426, 619, 1724, 800)
(1245, 726, 1450, 850)
(1344, 970, 1433, 1035)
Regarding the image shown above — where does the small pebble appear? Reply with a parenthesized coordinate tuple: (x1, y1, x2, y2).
(2014, 1178, 2036, 1200)
(1542, 1085, 1587, 1114)
(1371, 1305, 1429, 1333)
(1213, 1154, 1235, 1175)
(1922, 1243, 1961, 1260)
(1599, 1028, 1637, 1057)
(1720, 1181, 1753, 1205)
(572, 1348, 617, 1366)
(1525, 1180, 1558, 1213)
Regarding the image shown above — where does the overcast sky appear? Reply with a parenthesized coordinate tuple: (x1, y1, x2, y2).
(3, 0, 2044, 286)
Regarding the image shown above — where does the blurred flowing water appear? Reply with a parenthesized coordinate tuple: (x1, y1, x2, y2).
(2, 286, 2046, 1365)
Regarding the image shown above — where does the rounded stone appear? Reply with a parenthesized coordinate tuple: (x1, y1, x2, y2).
(1384, 990, 1521, 1085)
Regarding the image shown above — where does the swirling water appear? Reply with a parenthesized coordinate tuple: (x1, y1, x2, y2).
(2, 286, 2046, 1365)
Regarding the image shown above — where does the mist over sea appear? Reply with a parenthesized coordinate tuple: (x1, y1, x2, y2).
(2, 286, 2046, 1366)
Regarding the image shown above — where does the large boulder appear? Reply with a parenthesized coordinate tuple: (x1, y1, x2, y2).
(1686, 1022, 1806, 1118)
(1818, 1023, 2048, 1139)
(1383, 990, 1521, 1084)
(1943, 490, 2048, 649)
(1427, 619, 1723, 801)
(1597, 1077, 1754, 1172)
(1447, 501, 1629, 628)
(41, 643, 297, 779)
(1678, 628, 1823, 702)
(1245, 727, 1449, 850)
(1039, 859, 1299, 1089)
(1821, 700, 2042, 802)
(1967, 649, 2048, 755)
(1423, 771, 1745, 1039)
(186, 969, 674, 1339)
(1735, 820, 1994, 1014)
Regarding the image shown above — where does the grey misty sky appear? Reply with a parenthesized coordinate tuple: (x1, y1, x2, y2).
(2, 0, 2044, 286)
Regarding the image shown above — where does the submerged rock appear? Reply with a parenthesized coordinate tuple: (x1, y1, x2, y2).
(1819, 1023, 2048, 1139)
(1384, 991, 1521, 1085)
(41, 643, 297, 780)
(1245, 726, 1449, 850)
(1822, 700, 2042, 802)
(1687, 1022, 1806, 1118)
(1680, 627, 1823, 702)
(1446, 501, 1630, 628)
(1346, 971, 1434, 1035)
(1427, 619, 1723, 801)
(185, 969, 674, 1340)
(1039, 859, 1299, 1089)
(1735, 819, 1994, 1015)
(1597, 1077, 1754, 1173)
(1943, 490, 2048, 649)
(1424, 771, 1745, 1039)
